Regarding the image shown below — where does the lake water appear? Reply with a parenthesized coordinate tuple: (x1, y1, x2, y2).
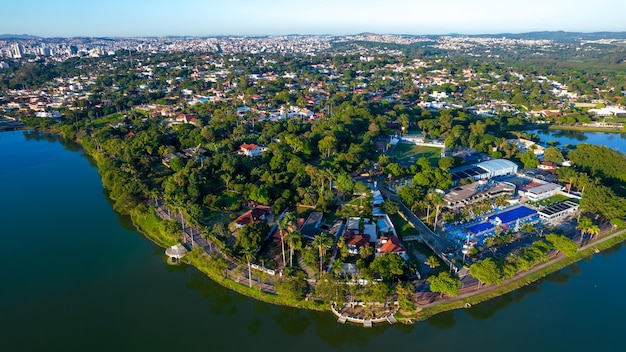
(531, 128, 626, 152)
(2, 129, 626, 351)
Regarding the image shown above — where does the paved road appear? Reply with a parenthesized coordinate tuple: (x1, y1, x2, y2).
(379, 186, 455, 255)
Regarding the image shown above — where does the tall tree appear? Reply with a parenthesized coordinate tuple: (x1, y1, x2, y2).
(557, 167, 578, 193)
(428, 271, 461, 297)
(469, 258, 503, 288)
(545, 234, 578, 257)
(370, 254, 405, 282)
(543, 147, 564, 164)
(577, 216, 594, 245)
(278, 212, 296, 268)
(287, 230, 303, 267)
(311, 233, 333, 278)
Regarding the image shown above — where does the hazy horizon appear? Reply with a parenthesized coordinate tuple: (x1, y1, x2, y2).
(3, 29, 626, 40)
(2, 0, 625, 38)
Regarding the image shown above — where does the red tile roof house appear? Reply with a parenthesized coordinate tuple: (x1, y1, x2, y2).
(375, 236, 408, 260)
(234, 205, 272, 229)
(343, 230, 371, 255)
(238, 143, 267, 157)
(174, 113, 199, 126)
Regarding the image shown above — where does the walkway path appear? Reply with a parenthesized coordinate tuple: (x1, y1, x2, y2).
(155, 200, 277, 294)
(297, 252, 317, 283)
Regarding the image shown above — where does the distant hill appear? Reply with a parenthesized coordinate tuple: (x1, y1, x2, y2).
(0, 34, 40, 40)
(471, 31, 626, 42)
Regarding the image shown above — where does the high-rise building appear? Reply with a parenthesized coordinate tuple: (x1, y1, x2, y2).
(12, 43, 23, 58)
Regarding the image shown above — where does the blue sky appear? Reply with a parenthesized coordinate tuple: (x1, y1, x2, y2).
(2, 0, 625, 37)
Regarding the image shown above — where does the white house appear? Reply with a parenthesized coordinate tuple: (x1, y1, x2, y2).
(588, 107, 626, 117)
(239, 143, 267, 157)
(524, 183, 562, 202)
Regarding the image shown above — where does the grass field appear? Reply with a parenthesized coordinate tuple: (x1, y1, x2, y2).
(91, 113, 122, 128)
(533, 194, 577, 207)
(390, 143, 442, 166)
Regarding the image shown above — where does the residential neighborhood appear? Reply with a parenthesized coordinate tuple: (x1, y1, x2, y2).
(2, 33, 626, 327)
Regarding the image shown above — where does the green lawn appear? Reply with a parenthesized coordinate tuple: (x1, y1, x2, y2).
(296, 205, 315, 218)
(91, 113, 122, 128)
(600, 117, 626, 123)
(390, 213, 420, 238)
(201, 212, 233, 227)
(389, 143, 442, 166)
(533, 194, 578, 207)
(221, 191, 242, 211)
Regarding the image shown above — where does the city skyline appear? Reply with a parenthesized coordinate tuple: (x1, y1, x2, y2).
(2, 0, 626, 38)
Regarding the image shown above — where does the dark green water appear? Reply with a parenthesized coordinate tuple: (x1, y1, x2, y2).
(2, 130, 626, 352)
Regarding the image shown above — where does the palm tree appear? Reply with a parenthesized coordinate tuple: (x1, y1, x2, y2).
(201, 227, 213, 252)
(558, 167, 578, 193)
(354, 182, 370, 207)
(312, 233, 333, 278)
(243, 249, 254, 288)
(278, 212, 295, 268)
(577, 216, 594, 245)
(221, 173, 232, 192)
(587, 224, 600, 241)
(425, 191, 445, 231)
(167, 197, 189, 245)
(425, 255, 440, 269)
(287, 230, 303, 267)
(148, 188, 160, 207)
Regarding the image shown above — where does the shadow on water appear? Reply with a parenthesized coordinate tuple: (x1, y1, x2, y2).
(273, 306, 311, 336)
(247, 313, 261, 334)
(100, 188, 139, 232)
(542, 270, 572, 284)
(185, 270, 238, 316)
(465, 282, 541, 321)
(570, 263, 582, 275)
(22, 130, 83, 152)
(549, 130, 588, 141)
(426, 310, 456, 329)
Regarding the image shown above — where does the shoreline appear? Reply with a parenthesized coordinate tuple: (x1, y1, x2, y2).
(547, 124, 625, 133)
(14, 127, 626, 325)
(403, 227, 626, 322)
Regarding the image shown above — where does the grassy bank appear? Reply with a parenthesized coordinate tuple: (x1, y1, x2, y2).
(129, 206, 179, 248)
(183, 250, 327, 311)
(127, 201, 328, 311)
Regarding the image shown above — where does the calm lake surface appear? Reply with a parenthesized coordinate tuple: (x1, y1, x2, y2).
(531, 128, 626, 152)
(2, 129, 626, 352)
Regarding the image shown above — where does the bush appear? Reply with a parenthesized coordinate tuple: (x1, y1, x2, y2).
(275, 277, 309, 300)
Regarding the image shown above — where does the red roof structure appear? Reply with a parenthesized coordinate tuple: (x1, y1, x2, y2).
(376, 236, 406, 255)
(235, 205, 271, 228)
(240, 143, 258, 151)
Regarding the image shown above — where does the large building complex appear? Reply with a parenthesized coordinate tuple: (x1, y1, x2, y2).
(451, 159, 518, 185)
(444, 180, 515, 209)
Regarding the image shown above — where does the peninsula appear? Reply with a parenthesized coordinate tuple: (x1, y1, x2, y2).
(4, 33, 626, 325)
